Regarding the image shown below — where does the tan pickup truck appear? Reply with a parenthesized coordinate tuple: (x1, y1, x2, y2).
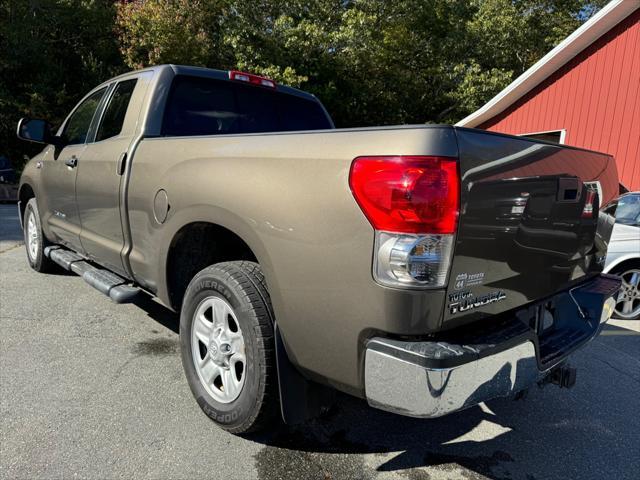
(17, 65, 620, 434)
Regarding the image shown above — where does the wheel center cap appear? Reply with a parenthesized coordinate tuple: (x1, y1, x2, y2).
(209, 340, 232, 365)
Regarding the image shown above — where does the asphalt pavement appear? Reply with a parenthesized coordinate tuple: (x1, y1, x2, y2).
(1, 203, 639, 480)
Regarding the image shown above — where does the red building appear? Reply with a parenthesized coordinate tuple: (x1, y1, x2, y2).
(457, 0, 640, 192)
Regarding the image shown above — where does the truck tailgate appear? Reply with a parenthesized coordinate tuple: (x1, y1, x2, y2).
(444, 128, 618, 327)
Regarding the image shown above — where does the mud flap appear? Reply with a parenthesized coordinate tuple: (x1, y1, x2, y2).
(275, 323, 335, 425)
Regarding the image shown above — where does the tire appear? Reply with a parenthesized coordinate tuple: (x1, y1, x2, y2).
(23, 198, 55, 273)
(179, 261, 279, 434)
(611, 263, 640, 320)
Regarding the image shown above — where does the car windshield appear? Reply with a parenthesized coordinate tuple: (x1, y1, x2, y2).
(615, 193, 640, 227)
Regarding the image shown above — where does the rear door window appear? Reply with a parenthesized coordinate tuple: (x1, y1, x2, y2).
(161, 75, 331, 136)
(96, 79, 138, 141)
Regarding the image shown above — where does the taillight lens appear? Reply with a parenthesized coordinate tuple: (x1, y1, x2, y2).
(349, 156, 460, 289)
(349, 156, 459, 234)
(582, 189, 597, 218)
(373, 231, 455, 288)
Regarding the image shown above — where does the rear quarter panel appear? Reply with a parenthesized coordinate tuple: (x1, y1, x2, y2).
(127, 126, 457, 394)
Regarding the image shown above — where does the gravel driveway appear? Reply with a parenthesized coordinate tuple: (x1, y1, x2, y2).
(1, 204, 639, 480)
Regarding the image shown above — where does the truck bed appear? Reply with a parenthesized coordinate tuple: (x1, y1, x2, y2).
(127, 125, 617, 394)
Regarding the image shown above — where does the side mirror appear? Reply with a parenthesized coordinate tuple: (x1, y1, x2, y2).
(16, 118, 61, 146)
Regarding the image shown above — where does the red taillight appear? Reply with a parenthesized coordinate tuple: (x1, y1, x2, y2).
(229, 70, 276, 89)
(582, 189, 596, 218)
(349, 156, 460, 234)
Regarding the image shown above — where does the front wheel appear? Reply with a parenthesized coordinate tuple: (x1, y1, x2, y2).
(179, 261, 279, 434)
(612, 266, 640, 320)
(23, 198, 55, 273)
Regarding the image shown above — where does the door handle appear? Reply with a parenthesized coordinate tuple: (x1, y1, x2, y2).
(65, 155, 78, 168)
(116, 152, 127, 176)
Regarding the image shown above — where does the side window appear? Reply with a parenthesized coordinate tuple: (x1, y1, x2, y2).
(234, 85, 279, 133)
(96, 79, 138, 141)
(234, 85, 331, 132)
(63, 87, 107, 145)
(278, 94, 331, 131)
(602, 201, 617, 216)
(162, 76, 238, 136)
(161, 75, 333, 137)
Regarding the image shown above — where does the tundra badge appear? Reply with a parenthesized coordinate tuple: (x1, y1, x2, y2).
(448, 290, 507, 315)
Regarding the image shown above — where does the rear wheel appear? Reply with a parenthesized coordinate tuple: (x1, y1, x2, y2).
(179, 261, 279, 434)
(612, 266, 640, 320)
(23, 198, 55, 273)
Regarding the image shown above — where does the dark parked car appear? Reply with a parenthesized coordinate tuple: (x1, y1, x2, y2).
(0, 156, 16, 184)
(0, 156, 18, 202)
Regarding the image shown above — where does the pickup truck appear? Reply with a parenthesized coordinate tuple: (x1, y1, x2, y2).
(17, 65, 621, 434)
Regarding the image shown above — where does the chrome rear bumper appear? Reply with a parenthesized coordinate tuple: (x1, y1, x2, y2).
(365, 339, 539, 418)
(364, 279, 618, 418)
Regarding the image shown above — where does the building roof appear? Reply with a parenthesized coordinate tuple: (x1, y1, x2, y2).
(456, 0, 640, 128)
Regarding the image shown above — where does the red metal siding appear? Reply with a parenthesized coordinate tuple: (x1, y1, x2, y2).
(480, 10, 640, 191)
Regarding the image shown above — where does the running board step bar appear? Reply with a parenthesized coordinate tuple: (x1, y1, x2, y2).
(44, 246, 140, 304)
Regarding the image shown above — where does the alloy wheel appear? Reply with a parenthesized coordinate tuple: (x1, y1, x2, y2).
(191, 296, 246, 403)
(614, 268, 640, 319)
(26, 210, 39, 261)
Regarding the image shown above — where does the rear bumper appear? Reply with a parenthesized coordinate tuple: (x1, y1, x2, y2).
(364, 274, 620, 418)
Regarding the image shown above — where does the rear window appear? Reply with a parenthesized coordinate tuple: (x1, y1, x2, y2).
(161, 75, 331, 136)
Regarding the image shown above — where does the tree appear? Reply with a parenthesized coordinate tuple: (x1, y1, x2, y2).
(449, 0, 609, 120)
(116, 0, 231, 69)
(116, 0, 607, 127)
(1, 0, 609, 172)
(0, 0, 124, 169)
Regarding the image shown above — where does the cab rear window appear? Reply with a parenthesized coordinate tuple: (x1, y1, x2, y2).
(161, 75, 331, 136)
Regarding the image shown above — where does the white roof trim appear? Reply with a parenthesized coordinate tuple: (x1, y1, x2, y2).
(456, 0, 640, 128)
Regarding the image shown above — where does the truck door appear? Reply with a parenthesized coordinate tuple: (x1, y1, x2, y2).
(40, 87, 108, 252)
(75, 75, 146, 276)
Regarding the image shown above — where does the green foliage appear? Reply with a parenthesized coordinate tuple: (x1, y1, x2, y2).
(450, 0, 608, 118)
(0, 0, 124, 168)
(1, 0, 608, 171)
(116, 0, 231, 68)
